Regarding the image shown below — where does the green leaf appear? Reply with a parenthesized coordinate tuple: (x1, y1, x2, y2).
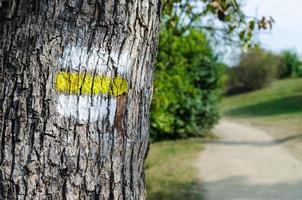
(249, 21, 255, 30)
(239, 30, 246, 40)
(225, 15, 232, 22)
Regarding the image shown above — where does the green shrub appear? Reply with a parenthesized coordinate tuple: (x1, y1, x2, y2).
(226, 48, 280, 94)
(278, 50, 302, 78)
(150, 28, 224, 141)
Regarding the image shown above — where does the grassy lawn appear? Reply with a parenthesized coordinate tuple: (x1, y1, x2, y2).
(145, 139, 205, 200)
(223, 78, 302, 159)
(223, 78, 302, 131)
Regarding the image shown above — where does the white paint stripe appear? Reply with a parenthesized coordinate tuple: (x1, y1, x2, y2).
(57, 94, 116, 124)
(59, 46, 130, 75)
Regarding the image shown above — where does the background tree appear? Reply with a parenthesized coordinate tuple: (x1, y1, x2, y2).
(278, 50, 302, 78)
(226, 48, 281, 94)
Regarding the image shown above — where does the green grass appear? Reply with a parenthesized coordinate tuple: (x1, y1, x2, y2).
(223, 78, 302, 132)
(146, 139, 205, 200)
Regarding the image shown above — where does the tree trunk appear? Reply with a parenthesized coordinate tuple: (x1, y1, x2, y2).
(0, 0, 160, 199)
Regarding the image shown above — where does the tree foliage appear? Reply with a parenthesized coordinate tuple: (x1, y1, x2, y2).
(150, 28, 224, 140)
(161, 0, 274, 47)
(278, 50, 302, 78)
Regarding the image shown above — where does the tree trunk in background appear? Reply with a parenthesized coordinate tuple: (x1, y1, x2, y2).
(0, 0, 160, 199)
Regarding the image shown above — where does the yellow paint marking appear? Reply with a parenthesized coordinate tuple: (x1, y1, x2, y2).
(55, 72, 128, 96)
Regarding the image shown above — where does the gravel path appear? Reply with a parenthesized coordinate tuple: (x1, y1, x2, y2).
(198, 120, 302, 200)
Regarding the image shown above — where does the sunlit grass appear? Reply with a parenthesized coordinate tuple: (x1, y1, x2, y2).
(222, 78, 302, 132)
(146, 139, 205, 200)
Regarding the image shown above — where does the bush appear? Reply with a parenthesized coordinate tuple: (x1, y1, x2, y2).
(278, 50, 302, 78)
(226, 48, 280, 94)
(150, 28, 224, 141)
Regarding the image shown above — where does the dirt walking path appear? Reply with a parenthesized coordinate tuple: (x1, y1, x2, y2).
(198, 120, 302, 200)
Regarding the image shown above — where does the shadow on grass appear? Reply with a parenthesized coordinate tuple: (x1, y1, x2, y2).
(147, 180, 206, 200)
(225, 95, 302, 117)
(205, 133, 302, 147)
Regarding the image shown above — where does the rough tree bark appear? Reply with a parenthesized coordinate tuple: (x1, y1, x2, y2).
(0, 0, 160, 199)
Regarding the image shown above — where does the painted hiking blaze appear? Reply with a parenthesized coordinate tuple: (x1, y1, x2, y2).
(55, 46, 130, 123)
(55, 72, 128, 96)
